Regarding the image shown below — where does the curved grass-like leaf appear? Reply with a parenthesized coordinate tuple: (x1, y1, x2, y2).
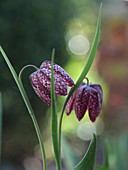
(51, 49, 61, 170)
(72, 134, 97, 170)
(67, 3, 102, 101)
(59, 3, 102, 153)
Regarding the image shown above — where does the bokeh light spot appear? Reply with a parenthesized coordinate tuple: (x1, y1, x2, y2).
(77, 122, 96, 141)
(69, 35, 90, 55)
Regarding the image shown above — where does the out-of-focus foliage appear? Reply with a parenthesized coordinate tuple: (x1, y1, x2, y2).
(107, 133, 128, 170)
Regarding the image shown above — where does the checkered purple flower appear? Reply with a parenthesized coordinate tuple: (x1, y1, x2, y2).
(66, 80, 103, 122)
(30, 60, 74, 105)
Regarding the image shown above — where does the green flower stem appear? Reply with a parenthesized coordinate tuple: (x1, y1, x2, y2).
(84, 77, 89, 86)
(19, 64, 39, 80)
(58, 93, 70, 152)
(58, 101, 66, 152)
(0, 46, 47, 170)
(58, 87, 76, 152)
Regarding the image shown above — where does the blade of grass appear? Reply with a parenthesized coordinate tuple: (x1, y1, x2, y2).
(51, 49, 61, 170)
(0, 46, 47, 170)
(59, 3, 102, 152)
(0, 92, 2, 165)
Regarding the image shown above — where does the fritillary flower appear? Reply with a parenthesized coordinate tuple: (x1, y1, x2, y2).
(66, 78, 103, 122)
(30, 60, 74, 105)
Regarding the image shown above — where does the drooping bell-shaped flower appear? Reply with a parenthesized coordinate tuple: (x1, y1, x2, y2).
(30, 60, 74, 105)
(66, 79, 103, 122)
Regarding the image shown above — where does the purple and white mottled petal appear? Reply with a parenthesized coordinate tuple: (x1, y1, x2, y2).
(90, 84, 103, 114)
(29, 72, 51, 105)
(75, 86, 90, 121)
(53, 73, 67, 95)
(88, 87, 99, 122)
(37, 69, 67, 96)
(66, 88, 77, 115)
(40, 60, 74, 87)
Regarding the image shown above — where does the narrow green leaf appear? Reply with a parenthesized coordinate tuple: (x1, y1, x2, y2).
(72, 134, 97, 170)
(58, 3, 102, 155)
(0, 92, 2, 165)
(51, 49, 61, 170)
(67, 3, 102, 101)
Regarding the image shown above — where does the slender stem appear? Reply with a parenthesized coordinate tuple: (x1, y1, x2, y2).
(18, 64, 39, 114)
(58, 84, 76, 152)
(19, 64, 39, 81)
(84, 77, 89, 86)
(0, 46, 47, 170)
(19, 65, 47, 170)
(58, 99, 67, 152)
(58, 88, 72, 153)
(58, 85, 76, 154)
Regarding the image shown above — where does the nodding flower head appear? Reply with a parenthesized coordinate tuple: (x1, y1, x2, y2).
(66, 78, 103, 122)
(29, 60, 74, 105)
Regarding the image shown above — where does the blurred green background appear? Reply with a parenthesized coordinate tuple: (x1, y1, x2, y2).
(0, 0, 128, 169)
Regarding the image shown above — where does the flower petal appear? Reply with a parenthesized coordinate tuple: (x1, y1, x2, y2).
(29, 72, 51, 105)
(75, 85, 90, 121)
(88, 87, 99, 122)
(90, 84, 103, 115)
(37, 69, 67, 95)
(66, 88, 76, 115)
(40, 60, 74, 87)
